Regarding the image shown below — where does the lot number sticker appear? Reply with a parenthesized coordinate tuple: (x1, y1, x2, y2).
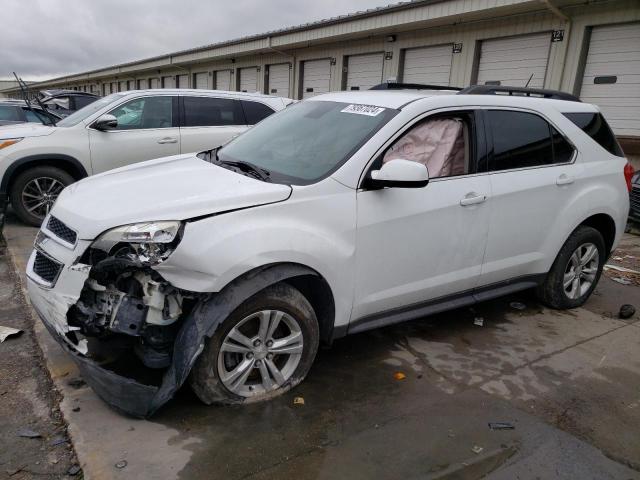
(341, 104, 385, 116)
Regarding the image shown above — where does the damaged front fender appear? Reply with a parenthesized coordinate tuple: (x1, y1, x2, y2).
(30, 262, 318, 417)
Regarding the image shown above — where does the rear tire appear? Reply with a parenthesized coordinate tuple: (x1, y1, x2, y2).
(537, 226, 606, 309)
(189, 283, 319, 405)
(9, 166, 74, 227)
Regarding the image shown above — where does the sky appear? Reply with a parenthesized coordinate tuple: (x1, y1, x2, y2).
(1, 0, 394, 81)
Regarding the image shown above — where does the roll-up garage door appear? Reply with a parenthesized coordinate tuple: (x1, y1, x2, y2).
(302, 59, 331, 99)
(239, 67, 258, 92)
(162, 76, 175, 88)
(149, 78, 160, 89)
(579, 23, 640, 137)
(476, 32, 551, 88)
(194, 72, 208, 89)
(402, 45, 453, 85)
(119, 81, 127, 92)
(267, 64, 290, 97)
(346, 53, 384, 91)
(177, 74, 188, 88)
(215, 70, 232, 91)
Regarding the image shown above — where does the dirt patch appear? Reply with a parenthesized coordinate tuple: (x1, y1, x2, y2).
(0, 244, 79, 478)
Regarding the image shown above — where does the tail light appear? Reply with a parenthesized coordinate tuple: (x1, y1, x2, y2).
(624, 162, 634, 192)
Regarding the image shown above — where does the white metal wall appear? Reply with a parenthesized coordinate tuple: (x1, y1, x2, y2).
(579, 22, 640, 137)
(346, 53, 384, 91)
(267, 64, 290, 97)
(476, 32, 551, 88)
(302, 59, 332, 99)
(402, 44, 453, 85)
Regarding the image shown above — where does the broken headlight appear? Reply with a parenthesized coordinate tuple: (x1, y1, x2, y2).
(91, 221, 183, 265)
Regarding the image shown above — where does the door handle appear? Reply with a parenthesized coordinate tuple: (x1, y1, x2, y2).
(556, 174, 574, 186)
(157, 137, 178, 144)
(460, 193, 487, 206)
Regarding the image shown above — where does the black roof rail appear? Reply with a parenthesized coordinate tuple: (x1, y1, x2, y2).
(458, 85, 581, 102)
(370, 82, 462, 91)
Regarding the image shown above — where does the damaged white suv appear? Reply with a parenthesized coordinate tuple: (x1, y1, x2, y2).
(27, 85, 632, 417)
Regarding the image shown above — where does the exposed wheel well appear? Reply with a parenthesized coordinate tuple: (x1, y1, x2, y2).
(579, 213, 616, 255)
(3, 157, 88, 197)
(285, 275, 336, 344)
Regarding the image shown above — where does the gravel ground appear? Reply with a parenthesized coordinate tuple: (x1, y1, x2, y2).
(0, 243, 79, 479)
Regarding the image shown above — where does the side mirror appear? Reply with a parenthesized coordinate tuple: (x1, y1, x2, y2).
(368, 159, 429, 189)
(92, 114, 118, 131)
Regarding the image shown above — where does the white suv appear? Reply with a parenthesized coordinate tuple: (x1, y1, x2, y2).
(0, 89, 291, 225)
(26, 86, 632, 417)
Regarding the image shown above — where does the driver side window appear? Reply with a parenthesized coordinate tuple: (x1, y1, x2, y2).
(109, 96, 173, 130)
(383, 112, 474, 179)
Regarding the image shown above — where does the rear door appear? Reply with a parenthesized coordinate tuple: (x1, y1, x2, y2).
(478, 109, 579, 286)
(179, 95, 247, 153)
(88, 95, 180, 172)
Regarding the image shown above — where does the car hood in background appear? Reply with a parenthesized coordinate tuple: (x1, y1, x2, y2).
(0, 122, 56, 139)
(52, 154, 292, 239)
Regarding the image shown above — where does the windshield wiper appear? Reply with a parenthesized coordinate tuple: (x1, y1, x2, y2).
(197, 146, 271, 182)
(218, 159, 272, 182)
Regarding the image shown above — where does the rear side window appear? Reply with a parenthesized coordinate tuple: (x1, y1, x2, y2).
(563, 112, 624, 157)
(487, 110, 575, 171)
(183, 97, 243, 127)
(488, 111, 553, 170)
(241, 100, 275, 125)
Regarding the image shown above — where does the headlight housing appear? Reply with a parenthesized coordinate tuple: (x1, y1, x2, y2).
(0, 138, 23, 150)
(92, 221, 183, 265)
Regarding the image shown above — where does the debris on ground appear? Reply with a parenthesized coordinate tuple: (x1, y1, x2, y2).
(488, 422, 515, 430)
(17, 427, 41, 438)
(49, 435, 68, 446)
(115, 460, 128, 469)
(0, 325, 22, 342)
(293, 396, 305, 405)
(393, 372, 406, 380)
(619, 304, 636, 319)
(67, 464, 82, 476)
(471, 445, 484, 454)
(474, 317, 484, 326)
(509, 302, 526, 311)
(72, 406, 81, 412)
(603, 262, 640, 286)
(611, 277, 632, 285)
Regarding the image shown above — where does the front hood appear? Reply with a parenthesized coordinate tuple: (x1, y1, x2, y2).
(0, 122, 56, 139)
(52, 154, 292, 239)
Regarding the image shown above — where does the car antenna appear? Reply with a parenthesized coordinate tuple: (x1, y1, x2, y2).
(12, 72, 58, 126)
(524, 74, 534, 88)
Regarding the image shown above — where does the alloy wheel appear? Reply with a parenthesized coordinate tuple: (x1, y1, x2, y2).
(21, 177, 65, 220)
(217, 309, 304, 397)
(563, 242, 599, 300)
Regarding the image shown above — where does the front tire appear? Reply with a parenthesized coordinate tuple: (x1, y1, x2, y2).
(9, 166, 74, 226)
(189, 283, 319, 405)
(537, 226, 606, 309)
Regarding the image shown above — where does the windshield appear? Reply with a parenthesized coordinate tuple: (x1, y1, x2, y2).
(218, 101, 396, 184)
(56, 93, 125, 127)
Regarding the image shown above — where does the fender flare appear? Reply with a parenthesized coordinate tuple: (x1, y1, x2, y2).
(0, 154, 88, 194)
(143, 263, 315, 415)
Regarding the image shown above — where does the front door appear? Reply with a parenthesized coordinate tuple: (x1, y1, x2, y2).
(88, 95, 180, 173)
(352, 110, 491, 321)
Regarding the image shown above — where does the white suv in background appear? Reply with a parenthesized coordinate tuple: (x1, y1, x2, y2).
(26, 85, 632, 417)
(0, 89, 292, 225)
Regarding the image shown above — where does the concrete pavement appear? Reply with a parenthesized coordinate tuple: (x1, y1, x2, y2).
(3, 210, 640, 479)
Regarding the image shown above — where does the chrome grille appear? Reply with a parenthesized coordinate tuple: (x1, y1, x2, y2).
(630, 186, 640, 215)
(46, 216, 77, 245)
(33, 251, 62, 285)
